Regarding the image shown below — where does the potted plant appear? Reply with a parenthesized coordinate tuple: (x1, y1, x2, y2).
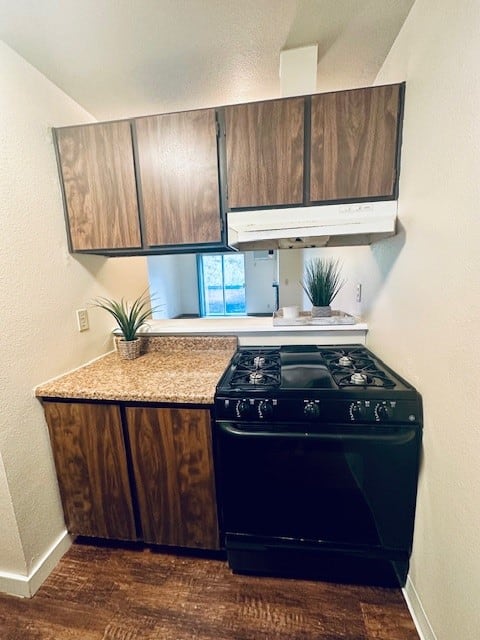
(300, 257, 345, 317)
(91, 290, 156, 360)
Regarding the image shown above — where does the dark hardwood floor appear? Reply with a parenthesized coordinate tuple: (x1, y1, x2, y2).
(0, 542, 419, 639)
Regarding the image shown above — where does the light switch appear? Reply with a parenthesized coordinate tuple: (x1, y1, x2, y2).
(76, 308, 89, 332)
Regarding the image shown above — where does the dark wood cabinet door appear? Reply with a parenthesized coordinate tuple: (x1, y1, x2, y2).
(310, 84, 401, 201)
(55, 122, 142, 250)
(134, 109, 222, 246)
(225, 97, 304, 208)
(126, 407, 220, 549)
(43, 402, 137, 540)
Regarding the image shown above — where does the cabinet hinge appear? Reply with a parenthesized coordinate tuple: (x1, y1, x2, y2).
(215, 120, 220, 138)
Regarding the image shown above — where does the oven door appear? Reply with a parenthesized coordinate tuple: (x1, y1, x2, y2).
(215, 422, 421, 553)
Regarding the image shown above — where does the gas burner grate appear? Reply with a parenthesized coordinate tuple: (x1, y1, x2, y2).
(235, 349, 281, 372)
(321, 348, 396, 388)
(229, 370, 281, 389)
(334, 368, 396, 389)
(228, 348, 281, 389)
(321, 348, 371, 368)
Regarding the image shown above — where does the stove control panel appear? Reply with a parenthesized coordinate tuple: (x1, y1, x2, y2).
(216, 396, 421, 425)
(233, 398, 278, 420)
(303, 401, 320, 418)
(349, 400, 398, 422)
(374, 401, 394, 422)
(258, 399, 274, 419)
(235, 399, 252, 418)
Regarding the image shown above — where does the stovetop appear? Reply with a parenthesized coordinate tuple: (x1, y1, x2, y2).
(218, 345, 410, 393)
(215, 345, 422, 425)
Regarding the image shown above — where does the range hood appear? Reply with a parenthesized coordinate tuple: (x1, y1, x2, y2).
(227, 200, 397, 251)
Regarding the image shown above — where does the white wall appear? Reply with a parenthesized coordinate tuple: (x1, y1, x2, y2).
(148, 254, 184, 318)
(359, 2, 480, 638)
(278, 249, 304, 308)
(0, 40, 149, 595)
(244, 251, 277, 314)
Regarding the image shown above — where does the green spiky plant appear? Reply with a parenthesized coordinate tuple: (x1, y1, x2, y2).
(91, 290, 157, 341)
(300, 258, 345, 308)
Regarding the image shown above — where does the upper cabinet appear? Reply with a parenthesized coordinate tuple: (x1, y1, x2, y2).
(54, 110, 225, 255)
(53, 83, 403, 255)
(134, 109, 222, 247)
(55, 121, 142, 251)
(310, 84, 401, 202)
(224, 97, 305, 208)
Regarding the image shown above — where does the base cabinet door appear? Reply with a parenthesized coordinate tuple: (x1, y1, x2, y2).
(126, 407, 220, 549)
(43, 402, 137, 540)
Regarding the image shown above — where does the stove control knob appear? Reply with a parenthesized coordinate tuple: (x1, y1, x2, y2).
(375, 403, 393, 422)
(236, 400, 251, 418)
(258, 400, 274, 419)
(350, 402, 366, 421)
(304, 401, 320, 418)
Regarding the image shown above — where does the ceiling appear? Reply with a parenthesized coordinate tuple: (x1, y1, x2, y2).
(0, 0, 414, 122)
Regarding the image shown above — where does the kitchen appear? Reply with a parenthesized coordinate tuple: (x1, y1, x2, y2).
(0, 1, 479, 639)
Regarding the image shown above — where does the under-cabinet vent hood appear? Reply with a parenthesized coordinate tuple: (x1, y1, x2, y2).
(227, 200, 397, 251)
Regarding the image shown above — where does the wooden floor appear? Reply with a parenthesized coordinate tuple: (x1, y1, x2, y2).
(0, 542, 419, 640)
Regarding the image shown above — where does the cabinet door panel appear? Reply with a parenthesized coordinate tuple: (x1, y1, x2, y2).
(43, 402, 137, 540)
(310, 85, 400, 201)
(135, 109, 222, 246)
(225, 98, 304, 208)
(55, 122, 141, 250)
(126, 407, 220, 549)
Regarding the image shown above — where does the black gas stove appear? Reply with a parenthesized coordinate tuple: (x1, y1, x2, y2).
(215, 344, 421, 426)
(214, 344, 423, 587)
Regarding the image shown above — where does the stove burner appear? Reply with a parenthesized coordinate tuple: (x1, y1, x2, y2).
(322, 347, 397, 389)
(351, 372, 368, 385)
(334, 369, 396, 389)
(229, 369, 280, 389)
(227, 348, 282, 390)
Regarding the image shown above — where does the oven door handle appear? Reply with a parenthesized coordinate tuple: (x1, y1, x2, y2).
(217, 422, 416, 444)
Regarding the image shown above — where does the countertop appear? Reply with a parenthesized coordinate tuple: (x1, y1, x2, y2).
(35, 336, 238, 405)
(131, 316, 368, 347)
(137, 315, 367, 334)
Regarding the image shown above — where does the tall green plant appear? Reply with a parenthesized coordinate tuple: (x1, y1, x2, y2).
(301, 258, 345, 307)
(91, 290, 157, 341)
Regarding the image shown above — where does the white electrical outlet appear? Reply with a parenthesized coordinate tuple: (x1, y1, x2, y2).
(76, 308, 89, 332)
(355, 283, 362, 303)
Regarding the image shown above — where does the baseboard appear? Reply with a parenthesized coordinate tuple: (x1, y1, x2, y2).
(0, 529, 72, 598)
(403, 575, 437, 640)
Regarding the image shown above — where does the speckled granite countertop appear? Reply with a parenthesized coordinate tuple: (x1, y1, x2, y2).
(35, 336, 238, 405)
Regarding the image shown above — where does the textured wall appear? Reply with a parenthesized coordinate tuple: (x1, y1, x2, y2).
(365, 1, 480, 638)
(0, 40, 148, 589)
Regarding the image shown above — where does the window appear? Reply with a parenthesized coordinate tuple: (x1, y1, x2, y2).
(197, 254, 246, 316)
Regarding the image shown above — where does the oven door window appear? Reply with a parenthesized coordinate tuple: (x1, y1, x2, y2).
(216, 423, 420, 550)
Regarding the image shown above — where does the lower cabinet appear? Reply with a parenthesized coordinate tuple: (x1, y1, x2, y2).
(42, 401, 220, 550)
(43, 402, 137, 540)
(126, 407, 219, 549)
